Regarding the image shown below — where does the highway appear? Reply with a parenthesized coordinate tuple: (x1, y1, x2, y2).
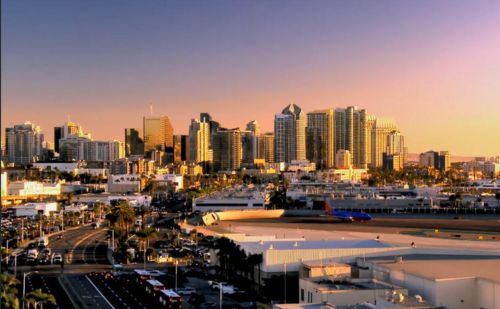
(24, 274, 74, 309)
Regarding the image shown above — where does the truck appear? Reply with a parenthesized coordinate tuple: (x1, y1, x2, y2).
(37, 236, 49, 247)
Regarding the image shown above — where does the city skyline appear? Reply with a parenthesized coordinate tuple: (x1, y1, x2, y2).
(3, 1, 500, 156)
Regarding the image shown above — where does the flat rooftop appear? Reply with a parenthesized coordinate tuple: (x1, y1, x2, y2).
(241, 239, 392, 252)
(310, 278, 396, 291)
(374, 258, 500, 282)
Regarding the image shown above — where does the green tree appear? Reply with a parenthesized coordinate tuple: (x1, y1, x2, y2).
(25, 289, 56, 309)
(1, 272, 20, 309)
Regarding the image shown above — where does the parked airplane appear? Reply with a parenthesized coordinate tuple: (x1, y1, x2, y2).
(325, 199, 372, 222)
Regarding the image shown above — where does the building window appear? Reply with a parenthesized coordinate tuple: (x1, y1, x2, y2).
(301, 289, 304, 301)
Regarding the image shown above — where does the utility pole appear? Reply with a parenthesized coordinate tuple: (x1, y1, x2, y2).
(219, 282, 223, 309)
(284, 262, 287, 304)
(175, 260, 178, 291)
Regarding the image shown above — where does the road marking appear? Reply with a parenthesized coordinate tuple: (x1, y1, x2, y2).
(85, 275, 115, 309)
(71, 229, 103, 264)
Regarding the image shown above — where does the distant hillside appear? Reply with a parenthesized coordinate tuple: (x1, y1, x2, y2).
(407, 153, 474, 163)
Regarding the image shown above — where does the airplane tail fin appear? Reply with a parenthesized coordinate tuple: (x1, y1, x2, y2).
(325, 199, 331, 215)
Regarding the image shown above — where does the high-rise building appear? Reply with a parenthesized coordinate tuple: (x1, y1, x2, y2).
(370, 118, 398, 168)
(365, 116, 376, 167)
(189, 119, 211, 166)
(246, 120, 260, 136)
(143, 116, 174, 154)
(173, 135, 190, 162)
(54, 121, 90, 153)
(125, 128, 144, 156)
(335, 149, 352, 169)
(200, 112, 220, 145)
(242, 120, 261, 165)
(258, 132, 274, 163)
(5, 122, 44, 166)
(384, 130, 407, 169)
(439, 151, 451, 172)
(383, 153, 405, 171)
(274, 104, 306, 163)
(419, 151, 439, 169)
(213, 128, 242, 172)
(419, 150, 450, 171)
(335, 106, 368, 168)
(306, 109, 334, 169)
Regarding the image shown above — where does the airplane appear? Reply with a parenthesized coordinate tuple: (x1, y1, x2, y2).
(324, 199, 372, 222)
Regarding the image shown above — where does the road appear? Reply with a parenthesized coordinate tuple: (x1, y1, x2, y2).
(23, 274, 74, 309)
(62, 274, 115, 309)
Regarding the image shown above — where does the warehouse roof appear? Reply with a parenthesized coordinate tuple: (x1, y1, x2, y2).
(241, 239, 392, 252)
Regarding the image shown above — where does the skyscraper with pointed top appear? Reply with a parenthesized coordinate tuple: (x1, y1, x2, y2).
(274, 104, 306, 163)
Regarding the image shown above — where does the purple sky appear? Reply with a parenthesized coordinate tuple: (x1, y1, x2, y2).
(2, 0, 500, 156)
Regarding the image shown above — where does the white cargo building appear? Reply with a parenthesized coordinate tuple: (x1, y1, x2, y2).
(11, 202, 58, 217)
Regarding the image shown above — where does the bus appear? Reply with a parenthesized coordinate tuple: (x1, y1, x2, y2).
(133, 269, 152, 285)
(145, 279, 165, 296)
(157, 289, 183, 309)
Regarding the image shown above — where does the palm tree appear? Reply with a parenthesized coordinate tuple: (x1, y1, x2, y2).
(136, 205, 149, 229)
(136, 227, 157, 257)
(25, 289, 55, 309)
(246, 253, 263, 292)
(114, 201, 135, 236)
(1, 273, 20, 309)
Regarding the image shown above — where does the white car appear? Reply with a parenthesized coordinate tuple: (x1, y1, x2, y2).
(52, 253, 63, 264)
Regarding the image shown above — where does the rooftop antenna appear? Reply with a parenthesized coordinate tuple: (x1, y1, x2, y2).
(149, 103, 153, 116)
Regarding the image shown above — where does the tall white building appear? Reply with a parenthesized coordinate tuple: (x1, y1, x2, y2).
(5, 122, 44, 166)
(189, 119, 211, 165)
(274, 104, 306, 163)
(386, 130, 407, 164)
(59, 138, 124, 162)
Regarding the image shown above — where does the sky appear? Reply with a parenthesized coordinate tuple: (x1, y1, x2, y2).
(2, 0, 500, 156)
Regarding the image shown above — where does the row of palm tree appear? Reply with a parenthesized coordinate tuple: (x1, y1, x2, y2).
(215, 238, 263, 292)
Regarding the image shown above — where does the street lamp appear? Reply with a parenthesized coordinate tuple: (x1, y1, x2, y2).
(283, 262, 287, 304)
(219, 282, 223, 309)
(22, 271, 38, 309)
(174, 259, 178, 291)
(5, 239, 11, 265)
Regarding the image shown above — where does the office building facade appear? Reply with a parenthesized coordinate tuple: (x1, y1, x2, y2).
(274, 104, 306, 163)
(125, 128, 144, 156)
(306, 109, 334, 169)
(213, 128, 242, 172)
(5, 122, 44, 166)
(143, 116, 174, 154)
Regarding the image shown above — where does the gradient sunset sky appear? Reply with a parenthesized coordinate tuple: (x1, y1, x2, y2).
(2, 1, 500, 156)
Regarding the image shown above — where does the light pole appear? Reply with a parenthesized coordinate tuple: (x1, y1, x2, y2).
(5, 239, 11, 265)
(111, 229, 115, 251)
(22, 271, 38, 309)
(283, 262, 287, 304)
(143, 240, 147, 270)
(14, 254, 18, 277)
(175, 260, 178, 291)
(219, 282, 223, 309)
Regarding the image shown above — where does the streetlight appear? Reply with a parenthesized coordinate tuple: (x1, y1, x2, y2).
(219, 282, 223, 309)
(22, 271, 38, 309)
(283, 262, 287, 304)
(5, 239, 11, 265)
(174, 259, 178, 291)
